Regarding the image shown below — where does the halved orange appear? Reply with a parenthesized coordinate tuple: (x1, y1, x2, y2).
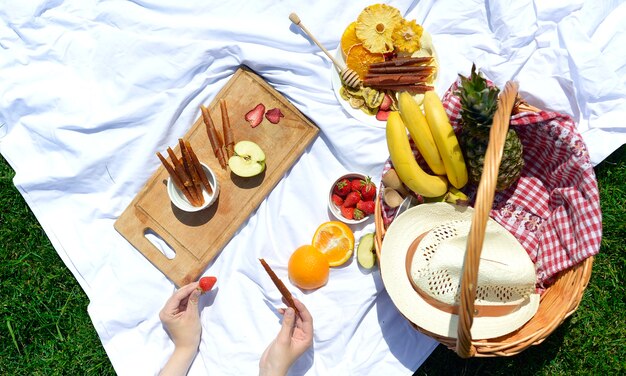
(346, 43, 385, 80)
(340, 21, 361, 59)
(312, 221, 355, 267)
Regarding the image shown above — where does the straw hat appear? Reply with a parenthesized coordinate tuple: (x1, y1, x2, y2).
(380, 202, 539, 339)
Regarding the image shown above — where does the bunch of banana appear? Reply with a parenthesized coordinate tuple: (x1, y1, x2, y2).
(386, 111, 448, 197)
(386, 92, 468, 198)
(422, 91, 468, 189)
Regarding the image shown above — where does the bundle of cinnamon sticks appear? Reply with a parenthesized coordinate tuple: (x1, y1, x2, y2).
(157, 140, 212, 207)
(363, 56, 435, 94)
(201, 99, 235, 170)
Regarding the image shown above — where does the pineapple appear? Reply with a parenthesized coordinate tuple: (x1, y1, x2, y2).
(456, 64, 524, 191)
(392, 19, 423, 54)
(355, 4, 402, 54)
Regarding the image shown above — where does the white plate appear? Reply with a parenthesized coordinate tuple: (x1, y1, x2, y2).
(331, 31, 440, 128)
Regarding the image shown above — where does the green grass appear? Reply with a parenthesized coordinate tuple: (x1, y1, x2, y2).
(0, 155, 115, 375)
(1, 145, 625, 375)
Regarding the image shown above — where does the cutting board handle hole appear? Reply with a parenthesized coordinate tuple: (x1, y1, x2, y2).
(144, 229, 176, 260)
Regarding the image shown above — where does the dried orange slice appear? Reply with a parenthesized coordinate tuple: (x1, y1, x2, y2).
(312, 221, 355, 267)
(346, 44, 385, 80)
(340, 21, 360, 59)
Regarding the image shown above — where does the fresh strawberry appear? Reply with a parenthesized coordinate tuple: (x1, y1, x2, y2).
(379, 94, 393, 111)
(376, 109, 391, 121)
(340, 206, 354, 220)
(360, 176, 376, 201)
(342, 191, 362, 208)
(356, 200, 375, 215)
(353, 208, 365, 220)
(264, 108, 284, 124)
(333, 178, 351, 197)
(198, 276, 217, 293)
(351, 178, 364, 192)
(245, 103, 265, 127)
(331, 194, 344, 206)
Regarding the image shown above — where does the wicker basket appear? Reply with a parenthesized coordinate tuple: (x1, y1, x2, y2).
(374, 81, 594, 358)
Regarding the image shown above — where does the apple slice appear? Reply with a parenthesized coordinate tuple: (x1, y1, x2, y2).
(356, 233, 376, 269)
(228, 141, 266, 177)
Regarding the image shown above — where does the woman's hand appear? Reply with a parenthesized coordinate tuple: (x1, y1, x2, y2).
(159, 282, 203, 376)
(259, 298, 313, 376)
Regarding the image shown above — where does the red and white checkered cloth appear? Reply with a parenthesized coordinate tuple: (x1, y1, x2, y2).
(380, 80, 602, 289)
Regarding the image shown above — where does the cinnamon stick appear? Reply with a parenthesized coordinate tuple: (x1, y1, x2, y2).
(201, 105, 227, 169)
(220, 99, 235, 159)
(185, 140, 213, 195)
(167, 146, 201, 206)
(179, 139, 204, 206)
(156, 152, 197, 205)
(368, 56, 433, 68)
(259, 258, 299, 317)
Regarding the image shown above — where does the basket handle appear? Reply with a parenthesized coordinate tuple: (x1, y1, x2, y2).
(455, 81, 519, 357)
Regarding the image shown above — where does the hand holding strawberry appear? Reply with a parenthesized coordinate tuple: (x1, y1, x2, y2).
(198, 276, 217, 293)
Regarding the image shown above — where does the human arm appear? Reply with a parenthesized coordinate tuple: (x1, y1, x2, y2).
(259, 298, 313, 376)
(159, 282, 202, 376)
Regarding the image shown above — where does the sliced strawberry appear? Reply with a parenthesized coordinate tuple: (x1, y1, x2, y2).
(331, 194, 344, 206)
(340, 206, 354, 220)
(245, 103, 265, 128)
(353, 208, 365, 220)
(342, 191, 362, 208)
(376, 109, 391, 121)
(356, 200, 375, 215)
(264, 108, 284, 124)
(198, 276, 217, 293)
(379, 94, 393, 111)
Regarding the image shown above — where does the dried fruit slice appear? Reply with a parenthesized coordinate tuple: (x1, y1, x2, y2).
(264, 108, 284, 124)
(392, 19, 423, 54)
(376, 109, 391, 121)
(355, 4, 402, 53)
(245, 103, 265, 127)
(346, 44, 384, 80)
(340, 21, 360, 59)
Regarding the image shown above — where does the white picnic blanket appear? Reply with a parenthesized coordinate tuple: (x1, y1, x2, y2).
(1, 1, 624, 375)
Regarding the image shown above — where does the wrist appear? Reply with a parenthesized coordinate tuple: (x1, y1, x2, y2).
(173, 344, 198, 359)
(259, 361, 289, 376)
(159, 345, 198, 376)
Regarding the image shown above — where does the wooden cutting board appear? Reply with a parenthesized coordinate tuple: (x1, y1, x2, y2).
(114, 67, 319, 287)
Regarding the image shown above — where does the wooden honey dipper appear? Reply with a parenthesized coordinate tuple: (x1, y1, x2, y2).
(289, 12, 362, 89)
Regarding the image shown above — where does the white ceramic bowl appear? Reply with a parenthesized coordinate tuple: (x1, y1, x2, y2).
(167, 163, 219, 212)
(328, 172, 371, 225)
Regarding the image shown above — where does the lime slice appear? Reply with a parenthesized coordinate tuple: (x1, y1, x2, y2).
(356, 233, 376, 269)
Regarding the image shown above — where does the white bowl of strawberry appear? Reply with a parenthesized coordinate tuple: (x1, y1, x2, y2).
(328, 173, 377, 224)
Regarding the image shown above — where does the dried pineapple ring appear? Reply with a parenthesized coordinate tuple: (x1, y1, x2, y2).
(392, 19, 423, 54)
(355, 4, 402, 53)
